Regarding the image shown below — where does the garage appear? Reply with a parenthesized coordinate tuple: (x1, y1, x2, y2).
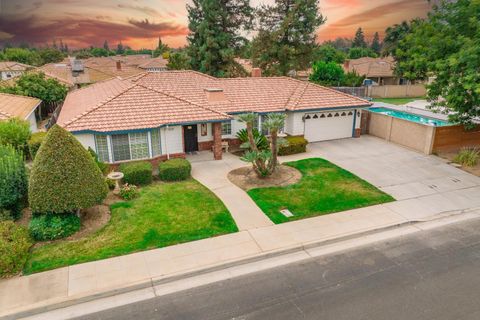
(304, 110, 355, 142)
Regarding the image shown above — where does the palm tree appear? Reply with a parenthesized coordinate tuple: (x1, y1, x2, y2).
(238, 112, 286, 177)
(262, 113, 286, 171)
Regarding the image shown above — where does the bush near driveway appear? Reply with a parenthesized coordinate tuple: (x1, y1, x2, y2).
(29, 213, 81, 241)
(248, 158, 394, 224)
(158, 158, 191, 181)
(119, 161, 153, 185)
(0, 221, 32, 277)
(454, 147, 479, 167)
(28, 125, 108, 214)
(0, 145, 28, 221)
(278, 136, 308, 156)
(25, 180, 238, 274)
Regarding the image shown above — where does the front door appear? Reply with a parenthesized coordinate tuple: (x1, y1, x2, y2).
(183, 125, 198, 153)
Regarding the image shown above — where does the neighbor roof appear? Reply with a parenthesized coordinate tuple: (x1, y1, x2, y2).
(0, 61, 33, 72)
(138, 57, 168, 69)
(344, 57, 396, 78)
(59, 70, 370, 133)
(0, 93, 41, 120)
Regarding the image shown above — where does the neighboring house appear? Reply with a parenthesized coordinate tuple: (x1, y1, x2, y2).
(343, 57, 406, 85)
(57, 71, 370, 163)
(138, 57, 169, 72)
(0, 93, 41, 132)
(0, 61, 33, 80)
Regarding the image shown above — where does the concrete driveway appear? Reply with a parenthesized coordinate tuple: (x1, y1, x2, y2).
(281, 136, 480, 221)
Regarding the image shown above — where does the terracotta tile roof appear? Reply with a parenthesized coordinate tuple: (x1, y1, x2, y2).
(59, 70, 370, 133)
(344, 56, 396, 78)
(138, 57, 168, 69)
(0, 61, 33, 71)
(0, 93, 41, 120)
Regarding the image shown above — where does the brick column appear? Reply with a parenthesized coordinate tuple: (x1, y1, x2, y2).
(212, 122, 222, 160)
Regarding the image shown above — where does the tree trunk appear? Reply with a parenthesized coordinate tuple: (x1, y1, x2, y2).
(246, 122, 258, 152)
(270, 129, 278, 171)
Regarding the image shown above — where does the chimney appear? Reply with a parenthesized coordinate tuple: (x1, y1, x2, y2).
(204, 88, 226, 103)
(343, 60, 350, 70)
(251, 68, 262, 78)
(116, 61, 122, 71)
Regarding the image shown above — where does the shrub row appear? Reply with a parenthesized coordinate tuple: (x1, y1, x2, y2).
(278, 136, 308, 156)
(0, 145, 27, 221)
(120, 161, 153, 185)
(158, 158, 191, 181)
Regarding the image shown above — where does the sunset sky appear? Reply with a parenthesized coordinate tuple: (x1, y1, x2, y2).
(0, 0, 433, 49)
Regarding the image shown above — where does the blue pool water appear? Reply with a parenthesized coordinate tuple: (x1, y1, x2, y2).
(369, 107, 450, 127)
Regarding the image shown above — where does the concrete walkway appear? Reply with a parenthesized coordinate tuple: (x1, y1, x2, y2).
(2, 136, 480, 318)
(188, 152, 274, 230)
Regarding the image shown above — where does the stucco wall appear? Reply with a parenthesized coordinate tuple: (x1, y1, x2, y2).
(26, 112, 38, 133)
(75, 133, 96, 150)
(197, 117, 246, 142)
(367, 111, 435, 154)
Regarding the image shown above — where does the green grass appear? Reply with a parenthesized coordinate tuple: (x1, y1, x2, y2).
(248, 158, 394, 224)
(25, 179, 238, 274)
(372, 97, 424, 105)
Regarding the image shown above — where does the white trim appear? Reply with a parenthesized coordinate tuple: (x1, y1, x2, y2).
(147, 131, 153, 158)
(107, 135, 113, 163)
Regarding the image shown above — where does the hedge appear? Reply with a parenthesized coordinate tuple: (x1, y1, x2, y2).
(119, 161, 153, 185)
(0, 221, 32, 277)
(278, 136, 308, 156)
(29, 213, 81, 241)
(28, 125, 108, 214)
(0, 145, 27, 220)
(158, 158, 191, 181)
(28, 131, 47, 159)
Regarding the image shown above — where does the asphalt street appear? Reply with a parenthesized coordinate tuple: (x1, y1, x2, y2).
(76, 218, 480, 320)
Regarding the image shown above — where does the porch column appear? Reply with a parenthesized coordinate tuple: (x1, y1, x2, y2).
(212, 122, 222, 160)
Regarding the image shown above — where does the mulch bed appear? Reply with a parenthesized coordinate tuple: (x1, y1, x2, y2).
(228, 165, 302, 191)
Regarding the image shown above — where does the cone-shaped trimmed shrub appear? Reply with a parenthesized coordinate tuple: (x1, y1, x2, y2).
(28, 125, 108, 214)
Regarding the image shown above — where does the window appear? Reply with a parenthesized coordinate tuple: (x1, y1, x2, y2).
(129, 132, 149, 160)
(95, 135, 109, 162)
(221, 121, 232, 135)
(151, 129, 162, 156)
(111, 134, 130, 162)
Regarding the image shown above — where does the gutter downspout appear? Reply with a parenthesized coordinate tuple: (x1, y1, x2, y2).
(165, 125, 170, 160)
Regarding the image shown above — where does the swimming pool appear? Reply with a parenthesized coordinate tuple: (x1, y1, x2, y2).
(368, 107, 450, 127)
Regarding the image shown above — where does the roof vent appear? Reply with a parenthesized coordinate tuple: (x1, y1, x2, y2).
(71, 59, 84, 72)
(204, 88, 226, 103)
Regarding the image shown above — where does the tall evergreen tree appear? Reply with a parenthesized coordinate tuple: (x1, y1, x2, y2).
(251, 0, 325, 76)
(187, 0, 253, 77)
(371, 32, 381, 54)
(382, 21, 411, 57)
(352, 27, 367, 48)
(103, 40, 109, 51)
(116, 42, 125, 54)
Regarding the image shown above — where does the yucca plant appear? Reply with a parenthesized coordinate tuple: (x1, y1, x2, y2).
(454, 147, 480, 167)
(236, 128, 269, 150)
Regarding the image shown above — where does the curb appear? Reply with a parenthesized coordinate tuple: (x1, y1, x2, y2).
(3, 210, 480, 320)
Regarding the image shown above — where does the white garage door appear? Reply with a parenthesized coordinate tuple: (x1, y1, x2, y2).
(304, 110, 355, 142)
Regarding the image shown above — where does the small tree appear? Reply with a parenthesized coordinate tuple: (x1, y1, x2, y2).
(262, 113, 286, 170)
(28, 125, 108, 214)
(309, 61, 345, 86)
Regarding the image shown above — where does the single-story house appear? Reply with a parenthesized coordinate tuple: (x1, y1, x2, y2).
(343, 56, 407, 85)
(57, 71, 371, 163)
(0, 61, 33, 81)
(0, 93, 42, 132)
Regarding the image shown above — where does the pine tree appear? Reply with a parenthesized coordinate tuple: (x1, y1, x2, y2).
(103, 40, 109, 51)
(352, 27, 367, 48)
(371, 32, 381, 55)
(251, 0, 325, 75)
(187, 0, 253, 77)
(116, 42, 124, 54)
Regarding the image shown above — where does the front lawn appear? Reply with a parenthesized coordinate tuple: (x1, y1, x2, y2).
(248, 158, 394, 224)
(373, 97, 424, 105)
(25, 179, 238, 274)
